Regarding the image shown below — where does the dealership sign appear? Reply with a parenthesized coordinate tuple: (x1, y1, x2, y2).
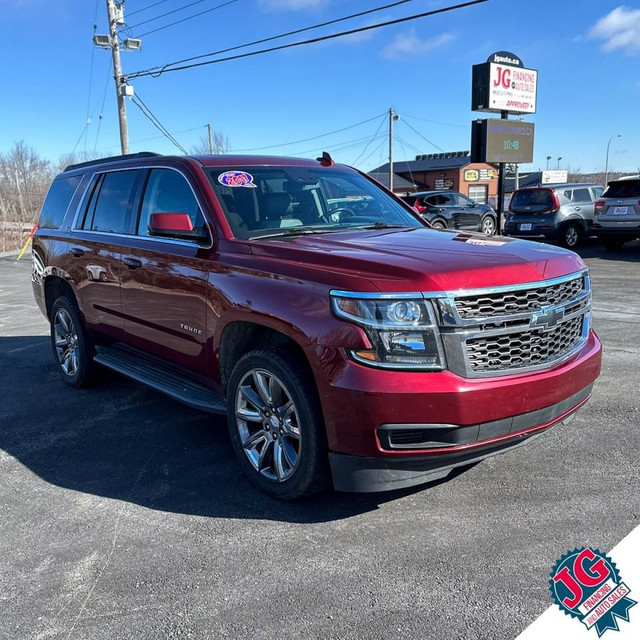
(472, 51, 538, 115)
(471, 119, 535, 164)
(542, 170, 568, 184)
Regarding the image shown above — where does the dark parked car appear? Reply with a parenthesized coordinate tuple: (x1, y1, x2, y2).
(505, 183, 604, 248)
(32, 152, 601, 500)
(593, 176, 640, 250)
(401, 191, 497, 235)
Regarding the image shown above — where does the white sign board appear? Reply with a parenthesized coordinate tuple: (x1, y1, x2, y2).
(488, 63, 538, 114)
(542, 170, 568, 184)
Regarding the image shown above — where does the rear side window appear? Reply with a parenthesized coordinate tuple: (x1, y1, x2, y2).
(137, 169, 204, 236)
(572, 188, 592, 203)
(84, 170, 138, 233)
(603, 180, 640, 198)
(39, 176, 82, 229)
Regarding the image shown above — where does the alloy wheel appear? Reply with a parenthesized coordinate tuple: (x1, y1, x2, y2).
(565, 225, 579, 247)
(235, 369, 301, 482)
(53, 308, 79, 377)
(482, 217, 496, 235)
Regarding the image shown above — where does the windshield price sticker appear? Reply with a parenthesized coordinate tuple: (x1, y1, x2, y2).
(218, 171, 257, 188)
(550, 547, 636, 636)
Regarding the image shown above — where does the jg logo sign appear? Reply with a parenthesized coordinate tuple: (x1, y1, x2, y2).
(550, 548, 636, 636)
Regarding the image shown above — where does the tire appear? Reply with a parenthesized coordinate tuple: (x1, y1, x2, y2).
(601, 238, 625, 251)
(480, 215, 497, 236)
(50, 296, 99, 388)
(226, 348, 331, 500)
(431, 220, 446, 230)
(560, 222, 581, 249)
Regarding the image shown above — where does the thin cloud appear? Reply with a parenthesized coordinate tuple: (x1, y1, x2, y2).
(588, 5, 640, 54)
(259, 0, 328, 11)
(382, 30, 454, 60)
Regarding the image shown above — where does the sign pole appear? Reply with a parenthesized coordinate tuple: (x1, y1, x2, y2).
(496, 110, 508, 235)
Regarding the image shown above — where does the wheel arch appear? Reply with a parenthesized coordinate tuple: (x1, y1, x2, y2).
(216, 318, 315, 393)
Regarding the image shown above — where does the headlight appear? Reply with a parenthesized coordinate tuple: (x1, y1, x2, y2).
(331, 294, 446, 370)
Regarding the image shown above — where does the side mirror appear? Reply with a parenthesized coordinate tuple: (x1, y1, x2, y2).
(148, 212, 209, 242)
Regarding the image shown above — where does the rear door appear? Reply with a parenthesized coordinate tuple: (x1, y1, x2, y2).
(569, 187, 595, 227)
(68, 169, 141, 341)
(119, 167, 212, 376)
(451, 193, 481, 230)
(423, 193, 455, 226)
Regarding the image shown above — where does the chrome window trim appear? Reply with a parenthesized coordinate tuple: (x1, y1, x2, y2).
(69, 165, 214, 249)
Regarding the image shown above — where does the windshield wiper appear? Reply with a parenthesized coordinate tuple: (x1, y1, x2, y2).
(251, 227, 345, 240)
(348, 222, 408, 230)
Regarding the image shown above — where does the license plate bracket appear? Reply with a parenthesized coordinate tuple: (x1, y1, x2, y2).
(519, 223, 532, 231)
(613, 206, 629, 215)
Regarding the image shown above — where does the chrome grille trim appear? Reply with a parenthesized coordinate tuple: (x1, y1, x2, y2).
(430, 270, 591, 378)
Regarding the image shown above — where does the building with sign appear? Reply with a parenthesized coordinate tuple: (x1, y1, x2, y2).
(370, 152, 499, 204)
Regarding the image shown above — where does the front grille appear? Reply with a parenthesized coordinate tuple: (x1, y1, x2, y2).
(466, 315, 584, 372)
(455, 275, 585, 319)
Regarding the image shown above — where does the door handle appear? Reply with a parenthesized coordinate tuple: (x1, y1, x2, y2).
(69, 247, 84, 257)
(574, 206, 582, 211)
(123, 257, 142, 270)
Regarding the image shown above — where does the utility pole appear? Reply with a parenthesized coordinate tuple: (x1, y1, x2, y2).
(207, 124, 214, 154)
(106, 0, 129, 154)
(388, 108, 399, 192)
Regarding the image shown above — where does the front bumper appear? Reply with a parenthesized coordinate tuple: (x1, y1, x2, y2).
(329, 387, 588, 492)
(311, 329, 602, 492)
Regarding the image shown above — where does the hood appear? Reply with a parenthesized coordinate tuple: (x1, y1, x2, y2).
(249, 227, 586, 293)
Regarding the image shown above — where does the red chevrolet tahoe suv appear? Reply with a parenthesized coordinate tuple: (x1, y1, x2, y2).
(32, 152, 602, 499)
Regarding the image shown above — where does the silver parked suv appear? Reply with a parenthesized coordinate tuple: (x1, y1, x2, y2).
(593, 176, 640, 250)
(505, 183, 604, 248)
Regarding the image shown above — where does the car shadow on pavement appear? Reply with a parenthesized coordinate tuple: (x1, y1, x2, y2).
(0, 336, 465, 524)
(572, 239, 640, 263)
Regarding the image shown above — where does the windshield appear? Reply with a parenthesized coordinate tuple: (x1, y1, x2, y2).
(207, 166, 423, 239)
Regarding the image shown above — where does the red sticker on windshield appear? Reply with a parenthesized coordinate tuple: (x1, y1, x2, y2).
(218, 171, 257, 188)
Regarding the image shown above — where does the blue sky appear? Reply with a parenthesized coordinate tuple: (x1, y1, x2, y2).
(1, 0, 639, 173)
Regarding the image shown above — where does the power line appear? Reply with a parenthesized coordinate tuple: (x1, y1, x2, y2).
(93, 58, 113, 154)
(127, 0, 489, 80)
(130, 93, 188, 154)
(127, 0, 175, 18)
(402, 113, 467, 128)
(127, 0, 226, 30)
(285, 133, 388, 160)
(352, 115, 388, 166)
(400, 118, 444, 152)
(230, 113, 386, 152)
(133, 0, 420, 70)
(132, 0, 240, 39)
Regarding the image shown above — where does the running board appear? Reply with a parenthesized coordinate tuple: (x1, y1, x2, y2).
(94, 346, 226, 414)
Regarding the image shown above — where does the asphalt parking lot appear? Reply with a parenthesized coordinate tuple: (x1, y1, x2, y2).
(1, 240, 639, 640)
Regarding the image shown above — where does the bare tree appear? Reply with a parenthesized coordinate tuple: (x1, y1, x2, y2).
(190, 130, 230, 155)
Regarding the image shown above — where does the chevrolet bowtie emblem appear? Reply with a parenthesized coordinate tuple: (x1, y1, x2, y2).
(530, 306, 565, 330)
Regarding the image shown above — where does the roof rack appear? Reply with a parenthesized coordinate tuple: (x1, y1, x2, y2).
(63, 151, 163, 172)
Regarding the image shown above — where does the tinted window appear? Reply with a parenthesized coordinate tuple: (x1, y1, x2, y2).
(39, 176, 82, 229)
(138, 169, 204, 236)
(603, 180, 640, 198)
(510, 189, 553, 212)
(425, 194, 448, 206)
(89, 171, 138, 233)
(452, 194, 473, 206)
(572, 188, 592, 203)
